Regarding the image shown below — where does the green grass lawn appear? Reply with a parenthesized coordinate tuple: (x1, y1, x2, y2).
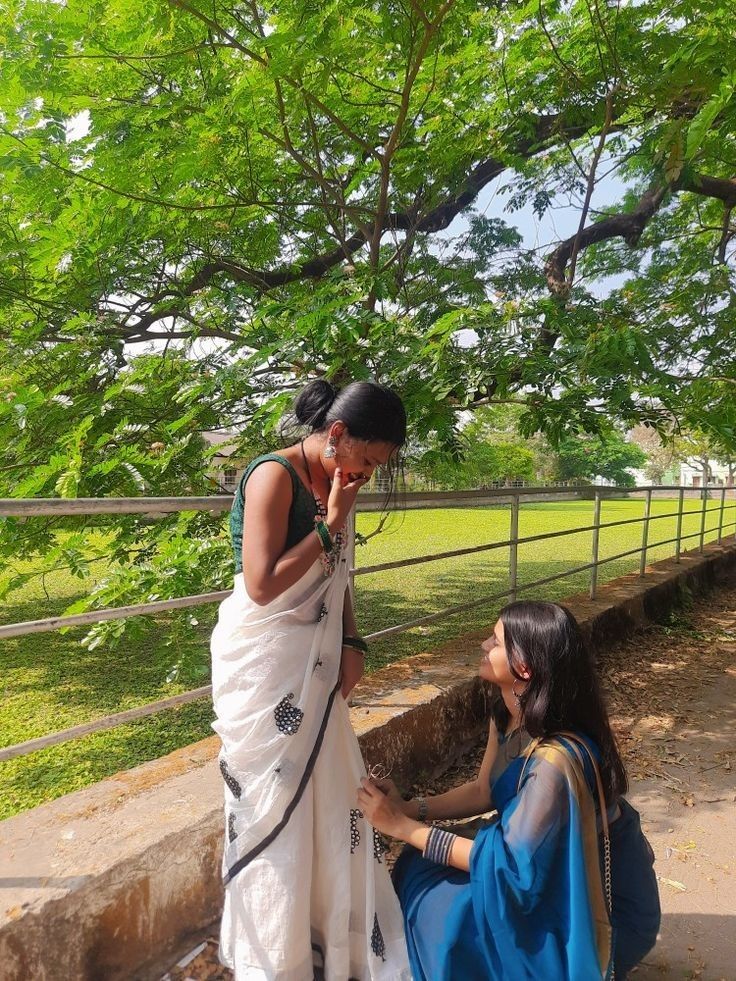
(1, 495, 732, 819)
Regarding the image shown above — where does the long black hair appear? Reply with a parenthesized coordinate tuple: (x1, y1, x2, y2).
(492, 600, 628, 803)
(287, 378, 407, 502)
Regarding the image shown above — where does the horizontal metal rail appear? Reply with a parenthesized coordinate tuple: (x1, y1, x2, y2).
(0, 686, 214, 762)
(2, 488, 735, 760)
(355, 504, 735, 577)
(0, 590, 232, 640)
(5, 503, 733, 638)
(2, 483, 731, 519)
(0, 496, 234, 517)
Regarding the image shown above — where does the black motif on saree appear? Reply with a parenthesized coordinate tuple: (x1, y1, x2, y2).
(373, 828, 389, 863)
(371, 914, 386, 961)
(219, 758, 242, 799)
(274, 692, 304, 735)
(350, 808, 362, 853)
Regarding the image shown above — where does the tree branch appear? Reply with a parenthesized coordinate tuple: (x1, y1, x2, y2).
(566, 87, 616, 287)
(682, 173, 736, 207)
(545, 184, 669, 295)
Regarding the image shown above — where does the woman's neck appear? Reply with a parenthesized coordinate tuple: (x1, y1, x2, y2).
(501, 688, 523, 733)
(300, 436, 331, 497)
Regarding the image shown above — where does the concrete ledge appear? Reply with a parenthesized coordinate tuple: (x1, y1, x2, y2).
(2, 540, 735, 980)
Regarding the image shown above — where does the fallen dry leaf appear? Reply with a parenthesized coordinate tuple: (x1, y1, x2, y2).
(658, 876, 687, 892)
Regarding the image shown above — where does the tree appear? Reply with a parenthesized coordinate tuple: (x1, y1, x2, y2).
(628, 425, 679, 484)
(413, 405, 538, 489)
(553, 431, 647, 487)
(1, 0, 736, 642)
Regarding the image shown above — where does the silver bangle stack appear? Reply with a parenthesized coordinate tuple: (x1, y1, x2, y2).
(422, 826, 457, 866)
(416, 796, 429, 822)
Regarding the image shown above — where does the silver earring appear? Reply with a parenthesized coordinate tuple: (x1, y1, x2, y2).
(324, 436, 337, 459)
(512, 680, 525, 703)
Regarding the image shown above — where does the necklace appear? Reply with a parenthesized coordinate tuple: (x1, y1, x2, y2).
(300, 439, 344, 576)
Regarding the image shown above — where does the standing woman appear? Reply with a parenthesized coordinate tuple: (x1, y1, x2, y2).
(211, 379, 411, 981)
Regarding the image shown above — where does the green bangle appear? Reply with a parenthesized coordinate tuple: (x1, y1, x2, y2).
(315, 519, 334, 553)
(343, 635, 368, 654)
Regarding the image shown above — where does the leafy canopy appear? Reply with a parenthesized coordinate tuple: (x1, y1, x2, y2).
(1, 0, 735, 643)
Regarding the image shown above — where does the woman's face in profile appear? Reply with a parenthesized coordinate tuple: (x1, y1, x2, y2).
(479, 619, 515, 686)
(328, 432, 397, 484)
(479, 618, 531, 694)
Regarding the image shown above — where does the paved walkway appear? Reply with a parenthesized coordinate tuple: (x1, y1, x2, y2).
(604, 580, 736, 980)
(162, 577, 736, 981)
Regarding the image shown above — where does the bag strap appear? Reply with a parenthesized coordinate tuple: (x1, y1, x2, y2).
(556, 732, 611, 841)
(556, 732, 613, 929)
(515, 733, 615, 979)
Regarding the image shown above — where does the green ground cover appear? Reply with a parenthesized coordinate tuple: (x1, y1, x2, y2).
(1, 495, 731, 819)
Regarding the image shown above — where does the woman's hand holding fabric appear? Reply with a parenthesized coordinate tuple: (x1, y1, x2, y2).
(340, 646, 365, 698)
(326, 467, 367, 533)
(371, 777, 407, 811)
(357, 778, 411, 839)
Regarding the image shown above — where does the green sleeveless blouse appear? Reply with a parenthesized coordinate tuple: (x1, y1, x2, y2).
(230, 454, 318, 574)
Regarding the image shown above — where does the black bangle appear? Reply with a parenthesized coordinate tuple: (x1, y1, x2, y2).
(423, 826, 457, 865)
(342, 635, 368, 654)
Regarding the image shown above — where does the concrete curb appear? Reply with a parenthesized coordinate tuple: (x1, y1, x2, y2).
(2, 540, 735, 980)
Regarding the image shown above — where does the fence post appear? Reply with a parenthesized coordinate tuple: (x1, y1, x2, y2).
(347, 516, 357, 605)
(699, 485, 708, 553)
(718, 485, 726, 543)
(509, 494, 520, 601)
(639, 487, 652, 577)
(675, 487, 684, 563)
(590, 490, 602, 600)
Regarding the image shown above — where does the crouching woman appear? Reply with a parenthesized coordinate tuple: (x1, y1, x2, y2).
(357, 601, 660, 980)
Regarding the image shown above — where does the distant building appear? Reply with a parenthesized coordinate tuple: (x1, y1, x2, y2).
(679, 460, 733, 488)
(202, 431, 248, 494)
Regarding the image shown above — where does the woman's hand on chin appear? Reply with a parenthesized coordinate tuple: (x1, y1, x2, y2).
(357, 778, 411, 840)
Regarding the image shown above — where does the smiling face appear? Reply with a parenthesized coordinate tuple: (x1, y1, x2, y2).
(479, 618, 530, 691)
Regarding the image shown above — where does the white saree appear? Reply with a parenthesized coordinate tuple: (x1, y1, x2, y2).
(211, 516, 410, 981)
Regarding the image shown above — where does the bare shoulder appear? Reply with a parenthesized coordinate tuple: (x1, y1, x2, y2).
(244, 459, 293, 507)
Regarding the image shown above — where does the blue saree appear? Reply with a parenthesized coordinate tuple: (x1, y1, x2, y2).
(392, 735, 614, 981)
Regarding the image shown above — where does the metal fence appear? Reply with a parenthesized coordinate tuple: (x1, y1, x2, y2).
(1, 485, 735, 763)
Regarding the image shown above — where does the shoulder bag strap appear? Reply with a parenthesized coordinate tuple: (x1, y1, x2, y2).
(556, 732, 613, 922)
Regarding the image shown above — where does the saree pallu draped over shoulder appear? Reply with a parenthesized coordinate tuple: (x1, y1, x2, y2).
(211, 514, 410, 981)
(470, 740, 612, 979)
(395, 737, 613, 981)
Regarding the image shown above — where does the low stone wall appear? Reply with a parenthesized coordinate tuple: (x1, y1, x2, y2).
(2, 540, 735, 980)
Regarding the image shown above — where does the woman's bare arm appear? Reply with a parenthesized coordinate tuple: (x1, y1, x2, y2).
(405, 721, 498, 820)
(242, 462, 366, 605)
(374, 721, 499, 822)
(241, 463, 325, 605)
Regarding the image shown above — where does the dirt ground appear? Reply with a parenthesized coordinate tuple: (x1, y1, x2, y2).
(160, 578, 736, 981)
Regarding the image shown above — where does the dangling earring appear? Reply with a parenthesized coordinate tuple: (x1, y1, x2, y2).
(324, 435, 337, 459)
(512, 680, 525, 703)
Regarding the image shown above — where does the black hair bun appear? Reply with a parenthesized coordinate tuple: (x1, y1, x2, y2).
(293, 379, 339, 430)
